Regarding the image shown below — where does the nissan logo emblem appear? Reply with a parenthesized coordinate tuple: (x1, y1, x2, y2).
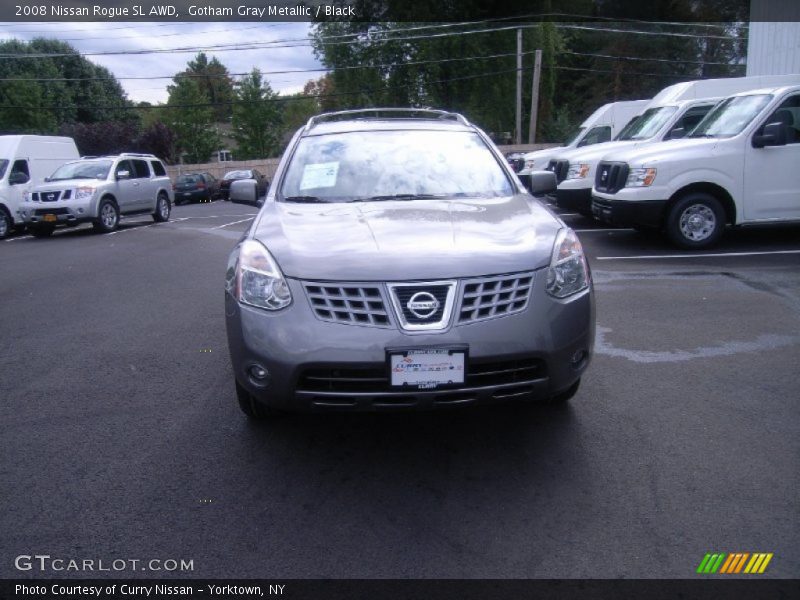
(407, 292, 439, 319)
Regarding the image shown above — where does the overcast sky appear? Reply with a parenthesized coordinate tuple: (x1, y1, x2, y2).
(0, 21, 324, 103)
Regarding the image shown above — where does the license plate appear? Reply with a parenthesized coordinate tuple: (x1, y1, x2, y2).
(388, 348, 466, 389)
(183, 192, 191, 196)
(43, 214, 57, 222)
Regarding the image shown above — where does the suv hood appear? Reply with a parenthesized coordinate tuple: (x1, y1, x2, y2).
(605, 138, 719, 167)
(34, 178, 104, 191)
(524, 145, 565, 160)
(252, 194, 562, 281)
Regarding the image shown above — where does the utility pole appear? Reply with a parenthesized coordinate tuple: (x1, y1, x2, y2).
(528, 49, 542, 143)
(515, 28, 522, 145)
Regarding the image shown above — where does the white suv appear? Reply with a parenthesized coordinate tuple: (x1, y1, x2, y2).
(22, 153, 174, 237)
(591, 84, 800, 248)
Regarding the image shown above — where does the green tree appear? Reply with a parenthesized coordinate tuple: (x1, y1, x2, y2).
(0, 77, 57, 133)
(231, 69, 283, 159)
(166, 76, 220, 164)
(181, 52, 234, 122)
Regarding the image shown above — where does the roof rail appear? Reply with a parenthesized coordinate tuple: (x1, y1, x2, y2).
(118, 152, 157, 158)
(304, 108, 470, 131)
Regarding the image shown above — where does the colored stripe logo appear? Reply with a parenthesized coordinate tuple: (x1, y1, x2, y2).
(696, 552, 773, 574)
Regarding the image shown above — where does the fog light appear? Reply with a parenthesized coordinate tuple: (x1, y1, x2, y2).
(571, 350, 587, 367)
(247, 364, 270, 386)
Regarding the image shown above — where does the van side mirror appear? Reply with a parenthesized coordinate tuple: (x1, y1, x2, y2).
(9, 171, 29, 185)
(116, 170, 130, 180)
(753, 121, 787, 148)
(668, 127, 686, 140)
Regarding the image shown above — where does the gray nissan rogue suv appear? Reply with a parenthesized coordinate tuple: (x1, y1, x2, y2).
(225, 109, 594, 418)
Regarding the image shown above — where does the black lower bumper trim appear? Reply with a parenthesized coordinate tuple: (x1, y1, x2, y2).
(591, 196, 667, 229)
(556, 188, 592, 213)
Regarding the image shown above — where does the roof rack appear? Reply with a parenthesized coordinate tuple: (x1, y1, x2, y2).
(304, 108, 470, 131)
(118, 152, 157, 158)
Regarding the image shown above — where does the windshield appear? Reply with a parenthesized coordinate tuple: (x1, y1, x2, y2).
(177, 175, 202, 184)
(280, 130, 514, 202)
(564, 126, 586, 147)
(617, 106, 678, 141)
(0, 159, 8, 180)
(614, 115, 642, 140)
(688, 94, 773, 138)
(49, 160, 112, 181)
(224, 170, 251, 180)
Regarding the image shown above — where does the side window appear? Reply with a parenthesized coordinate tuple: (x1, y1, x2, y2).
(577, 126, 611, 147)
(150, 160, 167, 177)
(131, 159, 150, 179)
(11, 159, 30, 177)
(758, 94, 800, 145)
(115, 160, 132, 178)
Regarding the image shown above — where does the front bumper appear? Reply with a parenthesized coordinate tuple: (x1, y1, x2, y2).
(21, 198, 95, 227)
(555, 187, 592, 213)
(591, 195, 667, 229)
(226, 274, 595, 412)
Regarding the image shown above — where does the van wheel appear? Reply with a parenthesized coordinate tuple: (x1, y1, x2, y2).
(0, 208, 10, 239)
(153, 193, 171, 222)
(30, 224, 55, 238)
(235, 380, 284, 419)
(666, 193, 725, 249)
(93, 198, 119, 233)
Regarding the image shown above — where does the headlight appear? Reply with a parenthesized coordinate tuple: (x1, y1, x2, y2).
(24, 192, 33, 202)
(75, 186, 96, 200)
(566, 163, 590, 179)
(228, 239, 291, 311)
(524, 159, 535, 170)
(545, 228, 589, 299)
(626, 167, 657, 187)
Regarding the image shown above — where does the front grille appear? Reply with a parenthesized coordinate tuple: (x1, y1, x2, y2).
(547, 159, 569, 183)
(595, 161, 629, 194)
(39, 191, 61, 202)
(34, 208, 68, 216)
(297, 356, 548, 395)
(304, 284, 390, 327)
(389, 283, 451, 326)
(459, 273, 533, 324)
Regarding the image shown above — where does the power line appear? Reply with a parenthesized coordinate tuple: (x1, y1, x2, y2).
(564, 50, 745, 68)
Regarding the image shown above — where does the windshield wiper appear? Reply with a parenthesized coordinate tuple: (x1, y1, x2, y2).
(354, 193, 448, 202)
(283, 195, 329, 203)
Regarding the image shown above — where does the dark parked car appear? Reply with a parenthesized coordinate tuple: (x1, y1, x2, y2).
(505, 152, 526, 173)
(173, 172, 219, 204)
(224, 108, 593, 419)
(220, 169, 268, 201)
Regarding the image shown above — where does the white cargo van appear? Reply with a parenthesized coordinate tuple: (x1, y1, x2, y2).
(547, 75, 800, 215)
(0, 135, 80, 238)
(518, 99, 649, 175)
(591, 83, 800, 248)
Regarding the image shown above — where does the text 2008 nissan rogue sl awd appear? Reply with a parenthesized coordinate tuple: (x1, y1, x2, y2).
(224, 109, 595, 418)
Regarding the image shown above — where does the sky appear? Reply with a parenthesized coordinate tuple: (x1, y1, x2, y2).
(0, 21, 324, 103)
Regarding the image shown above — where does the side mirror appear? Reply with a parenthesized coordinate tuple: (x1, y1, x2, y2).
(753, 121, 787, 148)
(668, 127, 686, 140)
(116, 170, 130, 180)
(44, 176, 51, 183)
(8, 171, 29, 185)
(229, 179, 259, 206)
(527, 170, 557, 197)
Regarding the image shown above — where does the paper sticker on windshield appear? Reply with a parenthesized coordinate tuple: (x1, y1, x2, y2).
(299, 162, 339, 190)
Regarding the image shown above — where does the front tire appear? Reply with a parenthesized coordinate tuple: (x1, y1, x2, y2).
(235, 380, 283, 419)
(0, 208, 11, 239)
(93, 198, 119, 233)
(666, 193, 725, 249)
(153, 193, 171, 222)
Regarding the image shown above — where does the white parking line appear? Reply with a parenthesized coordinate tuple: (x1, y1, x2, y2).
(596, 249, 800, 260)
(575, 228, 635, 233)
(5, 235, 33, 242)
(107, 223, 160, 235)
(211, 217, 254, 230)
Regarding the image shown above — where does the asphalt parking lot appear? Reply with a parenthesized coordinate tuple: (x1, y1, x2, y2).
(1, 198, 798, 579)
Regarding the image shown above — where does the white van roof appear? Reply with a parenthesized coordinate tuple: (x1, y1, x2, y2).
(0, 135, 78, 157)
(728, 83, 800, 97)
(647, 74, 800, 107)
(580, 99, 649, 127)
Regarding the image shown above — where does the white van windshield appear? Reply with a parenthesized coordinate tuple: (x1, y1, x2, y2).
(50, 160, 113, 181)
(0, 159, 8, 179)
(688, 94, 773, 138)
(617, 106, 678, 141)
(564, 127, 585, 146)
